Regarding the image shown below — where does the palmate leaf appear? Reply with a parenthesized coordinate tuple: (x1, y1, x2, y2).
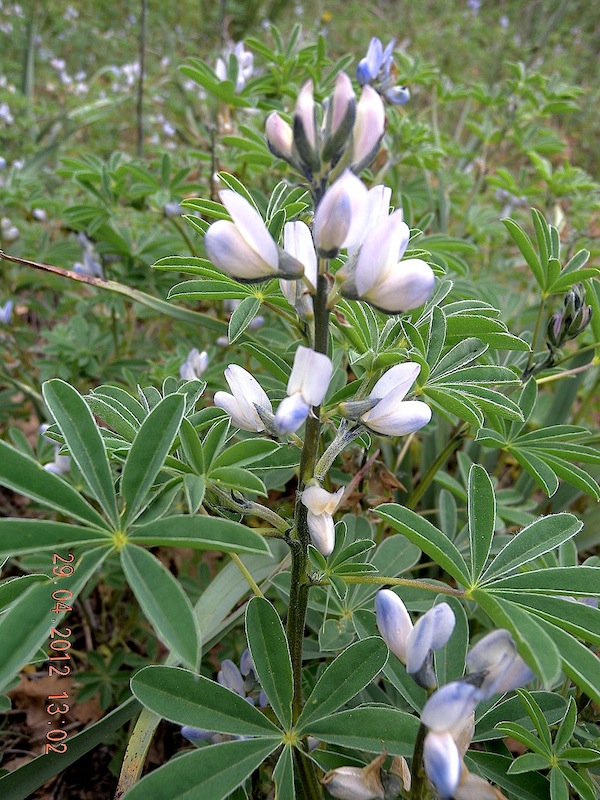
(305, 706, 419, 755)
(476, 381, 600, 498)
(272, 745, 295, 800)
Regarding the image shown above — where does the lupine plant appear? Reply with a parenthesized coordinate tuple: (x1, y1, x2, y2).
(0, 26, 599, 800)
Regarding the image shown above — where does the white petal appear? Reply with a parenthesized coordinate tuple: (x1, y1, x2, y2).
(375, 589, 413, 664)
(423, 731, 462, 799)
(369, 362, 421, 402)
(355, 211, 409, 297)
(302, 485, 343, 515)
(274, 393, 310, 434)
(205, 220, 278, 280)
(219, 190, 279, 270)
(214, 391, 262, 432)
(287, 346, 333, 406)
(225, 364, 271, 412)
(330, 71, 355, 135)
(362, 258, 435, 313)
(283, 221, 317, 290)
(361, 399, 432, 437)
(352, 86, 385, 169)
(307, 511, 336, 556)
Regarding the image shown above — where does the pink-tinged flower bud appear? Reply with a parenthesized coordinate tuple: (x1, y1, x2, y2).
(466, 629, 534, 698)
(294, 80, 320, 172)
(375, 589, 413, 664)
(423, 731, 462, 800)
(313, 171, 369, 257)
(351, 85, 385, 173)
(205, 191, 279, 282)
(214, 364, 273, 432)
(349, 210, 435, 313)
(360, 362, 432, 437)
(274, 346, 333, 434)
(266, 112, 295, 162)
(323, 72, 356, 162)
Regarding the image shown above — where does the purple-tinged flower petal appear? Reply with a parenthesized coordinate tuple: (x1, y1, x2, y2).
(421, 681, 482, 732)
(375, 589, 413, 664)
(217, 659, 245, 696)
(274, 393, 310, 435)
(405, 602, 455, 676)
(423, 730, 462, 799)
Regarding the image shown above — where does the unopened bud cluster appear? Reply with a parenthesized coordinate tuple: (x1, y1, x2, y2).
(546, 283, 593, 353)
(266, 72, 385, 181)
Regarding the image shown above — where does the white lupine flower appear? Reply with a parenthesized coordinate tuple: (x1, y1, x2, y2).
(466, 629, 535, 698)
(375, 590, 454, 687)
(352, 209, 435, 313)
(360, 362, 432, 437)
(301, 485, 344, 556)
(274, 346, 333, 434)
(214, 365, 273, 432)
(205, 191, 280, 282)
(351, 85, 385, 172)
(423, 730, 462, 800)
(180, 348, 208, 380)
(312, 171, 369, 257)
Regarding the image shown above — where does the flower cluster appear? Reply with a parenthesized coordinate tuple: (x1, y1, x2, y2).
(215, 42, 254, 93)
(356, 38, 410, 106)
(374, 590, 535, 798)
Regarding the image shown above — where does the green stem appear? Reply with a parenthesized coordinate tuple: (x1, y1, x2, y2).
(293, 746, 325, 800)
(409, 722, 433, 800)
(407, 424, 469, 510)
(338, 575, 464, 597)
(522, 295, 547, 379)
(285, 271, 330, 798)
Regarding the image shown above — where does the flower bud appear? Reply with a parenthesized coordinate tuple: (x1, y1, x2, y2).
(323, 72, 356, 162)
(405, 602, 455, 687)
(313, 171, 369, 258)
(375, 589, 413, 663)
(302, 485, 344, 556)
(356, 38, 384, 86)
(351, 86, 385, 173)
(266, 112, 295, 163)
(293, 80, 320, 173)
(280, 221, 317, 316)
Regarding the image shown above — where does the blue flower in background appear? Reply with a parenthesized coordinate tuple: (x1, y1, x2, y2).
(0, 299, 13, 324)
(356, 37, 410, 106)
